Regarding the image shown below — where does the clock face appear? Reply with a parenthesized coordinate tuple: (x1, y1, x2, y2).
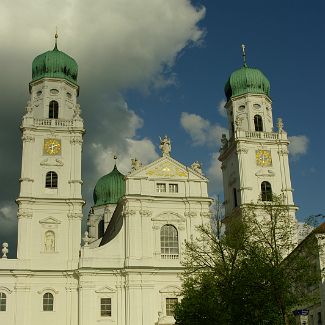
(256, 150, 272, 167)
(44, 139, 61, 155)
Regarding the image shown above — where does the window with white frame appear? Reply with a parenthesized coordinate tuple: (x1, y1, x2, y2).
(160, 224, 179, 259)
(169, 184, 178, 193)
(0, 292, 6, 311)
(100, 298, 112, 317)
(156, 183, 166, 193)
(261, 181, 272, 201)
(166, 297, 178, 316)
(43, 292, 54, 311)
(45, 171, 58, 188)
(49, 100, 59, 119)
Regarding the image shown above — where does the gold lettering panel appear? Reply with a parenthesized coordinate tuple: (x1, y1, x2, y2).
(146, 162, 188, 178)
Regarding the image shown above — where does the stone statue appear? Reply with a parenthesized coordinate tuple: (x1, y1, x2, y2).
(277, 117, 284, 133)
(1, 242, 8, 258)
(73, 104, 81, 119)
(235, 115, 241, 129)
(220, 134, 228, 151)
(83, 231, 90, 247)
(44, 231, 55, 252)
(159, 135, 171, 156)
(25, 101, 33, 115)
(191, 161, 202, 174)
(131, 158, 142, 171)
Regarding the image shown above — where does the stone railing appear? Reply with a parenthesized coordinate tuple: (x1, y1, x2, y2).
(33, 118, 75, 127)
(161, 254, 179, 260)
(244, 131, 279, 140)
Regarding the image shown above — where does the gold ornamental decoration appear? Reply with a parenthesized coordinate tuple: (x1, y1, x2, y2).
(146, 162, 187, 178)
(255, 149, 272, 167)
(43, 139, 61, 155)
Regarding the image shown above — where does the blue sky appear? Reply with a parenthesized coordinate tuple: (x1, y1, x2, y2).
(125, 0, 325, 220)
(0, 0, 324, 254)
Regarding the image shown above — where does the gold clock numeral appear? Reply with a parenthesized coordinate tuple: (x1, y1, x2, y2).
(44, 139, 61, 155)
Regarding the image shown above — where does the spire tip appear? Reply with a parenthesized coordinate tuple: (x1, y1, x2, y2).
(241, 44, 247, 67)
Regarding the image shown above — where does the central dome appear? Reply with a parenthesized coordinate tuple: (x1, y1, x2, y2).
(31, 43, 78, 85)
(93, 165, 126, 206)
(224, 65, 270, 101)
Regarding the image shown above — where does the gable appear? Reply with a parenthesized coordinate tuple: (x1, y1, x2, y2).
(151, 211, 186, 223)
(128, 155, 207, 181)
(95, 286, 116, 294)
(39, 217, 61, 224)
(146, 160, 187, 178)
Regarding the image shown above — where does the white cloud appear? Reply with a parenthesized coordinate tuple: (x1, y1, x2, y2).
(92, 138, 159, 178)
(207, 152, 224, 194)
(180, 112, 225, 195)
(0, 204, 15, 220)
(0, 0, 205, 94)
(288, 135, 309, 158)
(218, 99, 227, 118)
(0, 202, 17, 241)
(180, 112, 227, 147)
(0, 1, 206, 245)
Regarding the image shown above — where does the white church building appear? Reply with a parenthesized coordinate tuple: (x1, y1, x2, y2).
(0, 38, 305, 324)
(0, 37, 213, 325)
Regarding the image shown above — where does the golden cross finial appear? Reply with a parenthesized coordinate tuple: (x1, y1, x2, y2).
(241, 44, 247, 67)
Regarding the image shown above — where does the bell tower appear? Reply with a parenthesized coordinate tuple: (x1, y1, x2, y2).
(219, 46, 297, 231)
(16, 34, 84, 269)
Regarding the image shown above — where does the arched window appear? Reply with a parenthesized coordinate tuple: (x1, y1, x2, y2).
(98, 219, 105, 238)
(43, 292, 54, 311)
(261, 181, 272, 201)
(44, 231, 55, 252)
(45, 171, 58, 188)
(254, 115, 263, 132)
(160, 225, 179, 259)
(49, 101, 59, 119)
(0, 292, 6, 311)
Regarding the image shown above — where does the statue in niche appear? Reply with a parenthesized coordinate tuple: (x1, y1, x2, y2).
(159, 135, 171, 156)
(191, 161, 202, 174)
(44, 230, 55, 252)
(131, 157, 142, 171)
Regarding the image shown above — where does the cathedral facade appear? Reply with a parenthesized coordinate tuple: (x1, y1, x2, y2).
(0, 39, 212, 325)
(0, 39, 304, 325)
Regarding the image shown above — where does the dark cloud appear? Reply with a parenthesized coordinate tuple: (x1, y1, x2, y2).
(0, 0, 205, 254)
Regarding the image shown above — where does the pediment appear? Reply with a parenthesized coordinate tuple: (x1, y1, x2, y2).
(152, 211, 186, 223)
(39, 217, 61, 224)
(95, 286, 116, 294)
(40, 158, 64, 166)
(159, 285, 181, 294)
(255, 169, 275, 177)
(146, 160, 187, 178)
(128, 156, 207, 181)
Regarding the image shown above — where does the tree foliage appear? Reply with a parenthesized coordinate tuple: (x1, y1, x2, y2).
(174, 195, 321, 325)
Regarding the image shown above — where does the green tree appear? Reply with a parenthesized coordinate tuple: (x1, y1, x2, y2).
(174, 195, 320, 325)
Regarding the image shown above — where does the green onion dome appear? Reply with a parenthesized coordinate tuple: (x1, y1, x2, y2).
(224, 65, 270, 102)
(32, 42, 78, 85)
(93, 165, 126, 206)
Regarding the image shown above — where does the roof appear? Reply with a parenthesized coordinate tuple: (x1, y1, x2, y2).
(93, 165, 126, 206)
(224, 65, 270, 101)
(31, 43, 78, 85)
